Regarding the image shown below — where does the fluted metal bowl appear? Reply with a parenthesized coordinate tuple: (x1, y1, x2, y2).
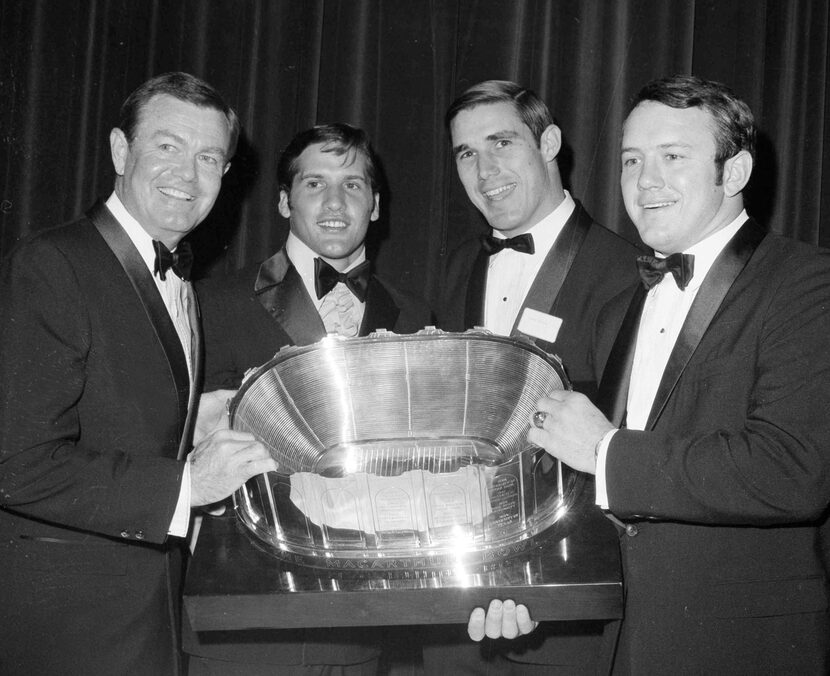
(231, 328, 582, 570)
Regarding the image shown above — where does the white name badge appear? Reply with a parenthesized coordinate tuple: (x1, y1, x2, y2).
(517, 308, 563, 343)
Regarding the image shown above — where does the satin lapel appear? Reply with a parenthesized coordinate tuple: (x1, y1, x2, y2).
(360, 277, 400, 335)
(646, 219, 768, 430)
(178, 284, 202, 460)
(595, 285, 647, 426)
(510, 202, 591, 345)
(255, 251, 326, 345)
(464, 249, 489, 329)
(87, 202, 190, 426)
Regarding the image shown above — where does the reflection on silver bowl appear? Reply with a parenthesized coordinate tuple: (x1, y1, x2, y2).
(231, 328, 582, 570)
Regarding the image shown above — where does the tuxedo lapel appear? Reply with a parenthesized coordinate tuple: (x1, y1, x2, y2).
(360, 277, 400, 335)
(464, 249, 489, 329)
(595, 285, 648, 427)
(646, 219, 767, 429)
(255, 249, 326, 346)
(178, 284, 202, 460)
(510, 201, 591, 344)
(87, 202, 190, 428)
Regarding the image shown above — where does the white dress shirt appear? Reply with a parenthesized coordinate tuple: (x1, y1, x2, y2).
(285, 231, 368, 327)
(483, 191, 576, 336)
(105, 192, 193, 536)
(595, 211, 749, 508)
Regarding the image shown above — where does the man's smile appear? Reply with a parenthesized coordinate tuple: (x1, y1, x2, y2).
(482, 182, 517, 201)
(158, 187, 196, 201)
(641, 199, 677, 209)
(317, 218, 349, 229)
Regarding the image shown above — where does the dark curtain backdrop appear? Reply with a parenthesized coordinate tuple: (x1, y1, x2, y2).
(2, 0, 829, 303)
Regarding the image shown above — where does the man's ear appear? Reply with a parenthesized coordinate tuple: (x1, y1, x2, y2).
(110, 128, 129, 176)
(278, 190, 291, 218)
(539, 124, 562, 162)
(370, 193, 380, 222)
(222, 162, 232, 177)
(722, 150, 753, 197)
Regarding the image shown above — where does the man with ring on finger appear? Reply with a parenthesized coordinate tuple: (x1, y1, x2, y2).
(520, 75, 830, 673)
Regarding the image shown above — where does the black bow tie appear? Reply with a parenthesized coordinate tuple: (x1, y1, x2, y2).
(153, 240, 193, 281)
(636, 253, 695, 291)
(314, 258, 371, 302)
(481, 233, 535, 256)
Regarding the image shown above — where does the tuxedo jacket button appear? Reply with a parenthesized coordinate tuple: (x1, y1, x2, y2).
(135, 530, 145, 540)
(120, 530, 130, 538)
(625, 524, 639, 537)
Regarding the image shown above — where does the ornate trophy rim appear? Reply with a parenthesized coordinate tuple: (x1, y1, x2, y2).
(230, 328, 583, 570)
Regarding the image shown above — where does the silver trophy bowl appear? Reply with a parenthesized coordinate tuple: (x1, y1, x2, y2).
(231, 328, 582, 570)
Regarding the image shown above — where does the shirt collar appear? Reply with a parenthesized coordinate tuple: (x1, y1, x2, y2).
(106, 192, 158, 273)
(657, 209, 749, 292)
(285, 231, 367, 302)
(490, 190, 576, 262)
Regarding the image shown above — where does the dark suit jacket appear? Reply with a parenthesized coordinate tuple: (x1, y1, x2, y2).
(197, 248, 433, 391)
(428, 202, 642, 672)
(438, 200, 643, 400)
(0, 202, 192, 675)
(594, 220, 830, 674)
(185, 247, 432, 667)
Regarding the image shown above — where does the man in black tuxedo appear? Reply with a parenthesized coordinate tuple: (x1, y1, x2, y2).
(424, 80, 642, 674)
(193, 123, 430, 392)
(0, 72, 276, 675)
(438, 80, 641, 404)
(482, 75, 830, 674)
(185, 123, 431, 674)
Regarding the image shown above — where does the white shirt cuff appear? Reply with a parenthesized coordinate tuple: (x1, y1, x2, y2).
(168, 460, 192, 537)
(594, 429, 618, 510)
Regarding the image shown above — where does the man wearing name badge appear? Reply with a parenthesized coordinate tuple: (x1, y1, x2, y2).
(0, 72, 277, 674)
(185, 122, 431, 675)
(481, 75, 830, 673)
(438, 79, 642, 403)
(425, 80, 642, 674)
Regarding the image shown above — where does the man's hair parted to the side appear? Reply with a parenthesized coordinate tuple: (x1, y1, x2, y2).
(118, 71, 241, 158)
(444, 80, 554, 145)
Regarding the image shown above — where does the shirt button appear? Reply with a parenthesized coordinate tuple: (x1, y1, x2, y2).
(135, 530, 145, 540)
(625, 524, 639, 537)
(120, 530, 130, 538)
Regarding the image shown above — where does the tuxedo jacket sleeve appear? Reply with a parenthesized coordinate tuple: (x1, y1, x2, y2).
(600, 232, 830, 525)
(0, 215, 186, 543)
